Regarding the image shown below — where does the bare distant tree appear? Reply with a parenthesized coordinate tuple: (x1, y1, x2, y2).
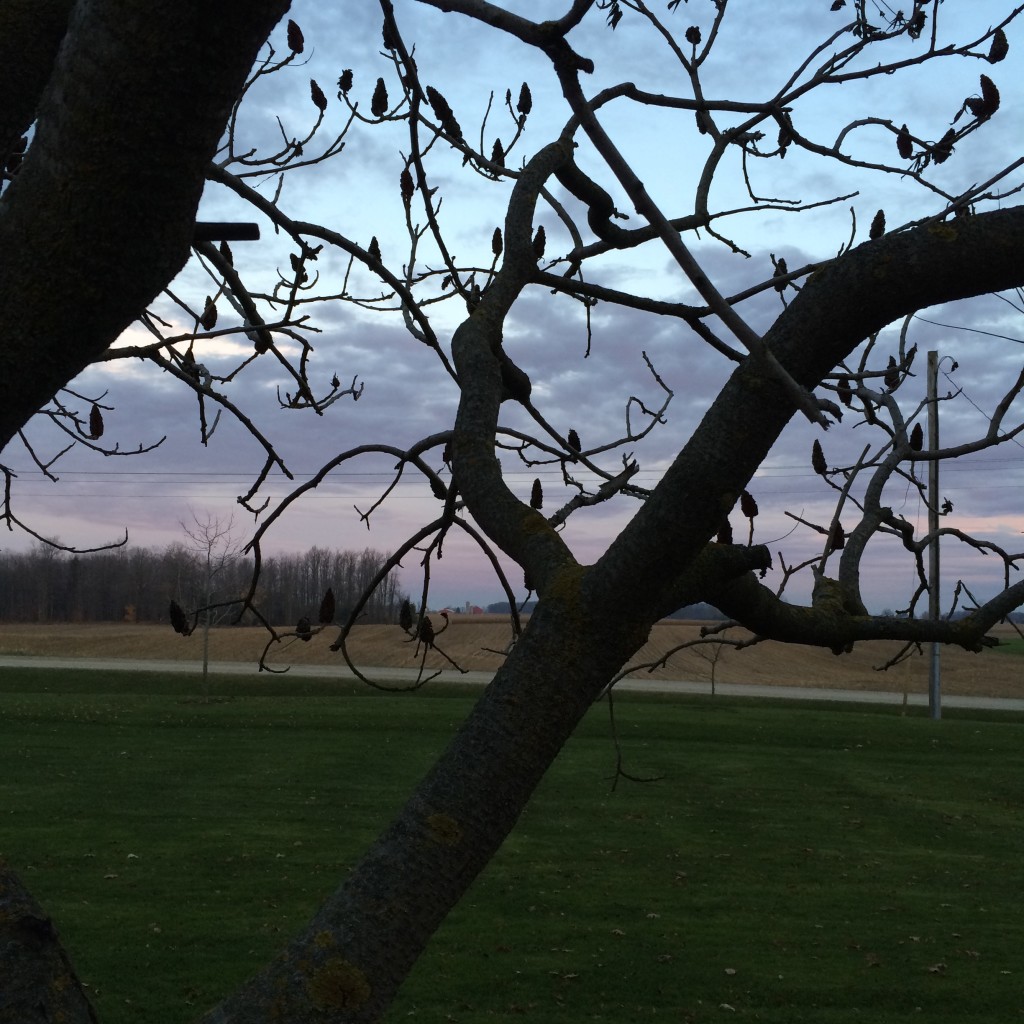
(177, 510, 242, 701)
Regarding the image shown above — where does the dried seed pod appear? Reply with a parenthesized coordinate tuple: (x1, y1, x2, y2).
(319, 587, 336, 625)
(884, 355, 899, 391)
(492, 227, 503, 257)
(517, 82, 532, 119)
(777, 120, 792, 153)
(400, 167, 414, 206)
(491, 138, 504, 167)
(331, 374, 340, 389)
(812, 439, 827, 476)
(371, 77, 389, 118)
(567, 428, 581, 453)
(219, 240, 233, 265)
(200, 295, 217, 331)
(338, 69, 354, 95)
(382, 17, 399, 50)
(532, 225, 546, 259)
(896, 123, 913, 160)
(399, 599, 413, 632)
(910, 422, 924, 451)
(530, 478, 543, 510)
(310, 79, 327, 112)
(827, 522, 845, 553)
(418, 616, 435, 647)
(932, 128, 956, 165)
(907, 9, 926, 38)
(772, 256, 788, 292)
(717, 519, 734, 545)
(979, 74, 1000, 117)
(426, 85, 463, 140)
(89, 403, 104, 439)
(286, 19, 304, 54)
(685, 25, 701, 44)
(296, 617, 312, 641)
(869, 209, 885, 240)
(837, 376, 853, 407)
(740, 490, 759, 520)
(429, 475, 447, 500)
(988, 27, 1008, 63)
(368, 236, 381, 263)
(169, 600, 190, 636)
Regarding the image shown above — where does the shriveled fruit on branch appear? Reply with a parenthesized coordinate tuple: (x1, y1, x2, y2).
(418, 617, 435, 647)
(310, 79, 327, 112)
(740, 490, 758, 520)
(811, 438, 827, 476)
(966, 75, 1000, 119)
(89, 403, 104, 439)
(492, 227, 503, 257)
(491, 138, 504, 167)
(400, 167, 414, 206)
(338, 69, 353, 95)
(827, 521, 845, 552)
(910, 422, 924, 451)
(199, 295, 217, 331)
(517, 82, 532, 119)
(836, 376, 853, 407)
(567, 428, 581, 453)
(532, 225, 546, 259)
(530, 478, 543, 510)
(286, 19, 304, 53)
(371, 77, 388, 117)
(426, 86, 463, 141)
(988, 27, 1009, 63)
(368, 236, 381, 263)
(884, 355, 899, 391)
(932, 128, 956, 165)
(685, 25, 701, 44)
(169, 600, 190, 636)
(869, 209, 885, 240)
(772, 256, 788, 292)
(896, 123, 913, 160)
(296, 617, 312, 641)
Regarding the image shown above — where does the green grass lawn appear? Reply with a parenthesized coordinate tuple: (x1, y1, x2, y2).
(1, 667, 1023, 1023)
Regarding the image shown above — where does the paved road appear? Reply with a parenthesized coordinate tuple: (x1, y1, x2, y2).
(2, 654, 1023, 711)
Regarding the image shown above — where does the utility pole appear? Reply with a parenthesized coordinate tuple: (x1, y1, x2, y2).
(927, 350, 941, 720)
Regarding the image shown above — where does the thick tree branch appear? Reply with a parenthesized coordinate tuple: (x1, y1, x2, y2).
(0, 0, 292, 451)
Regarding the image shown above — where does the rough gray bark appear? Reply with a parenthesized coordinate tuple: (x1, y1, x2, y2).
(0, 859, 98, 1024)
(0, 0, 291, 449)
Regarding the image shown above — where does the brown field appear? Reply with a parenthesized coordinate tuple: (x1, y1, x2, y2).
(1, 616, 1022, 698)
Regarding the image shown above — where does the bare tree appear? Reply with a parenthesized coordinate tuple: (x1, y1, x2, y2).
(3, 2, 1024, 1021)
(176, 510, 242, 701)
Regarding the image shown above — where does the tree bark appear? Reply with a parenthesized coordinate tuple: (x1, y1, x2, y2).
(0, 859, 98, 1024)
(0, 0, 292, 451)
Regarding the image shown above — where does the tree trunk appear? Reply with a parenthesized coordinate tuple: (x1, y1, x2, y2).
(200, 586, 651, 1022)
(0, 860, 98, 1024)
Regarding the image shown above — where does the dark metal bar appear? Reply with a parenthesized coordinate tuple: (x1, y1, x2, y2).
(193, 222, 260, 242)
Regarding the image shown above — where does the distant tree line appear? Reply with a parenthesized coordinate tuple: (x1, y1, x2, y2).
(0, 543, 406, 626)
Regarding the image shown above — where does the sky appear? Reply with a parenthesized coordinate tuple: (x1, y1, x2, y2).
(5, 0, 1024, 616)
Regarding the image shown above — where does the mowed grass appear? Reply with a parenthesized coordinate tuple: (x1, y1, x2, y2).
(1, 668, 1023, 1023)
